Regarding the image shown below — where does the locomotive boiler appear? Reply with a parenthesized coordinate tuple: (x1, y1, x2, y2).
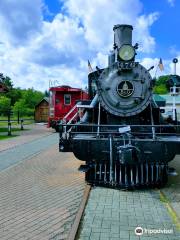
(59, 24, 180, 188)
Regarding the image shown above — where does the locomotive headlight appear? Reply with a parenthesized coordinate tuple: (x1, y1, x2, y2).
(119, 44, 135, 61)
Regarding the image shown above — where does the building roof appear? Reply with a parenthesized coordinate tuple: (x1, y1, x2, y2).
(159, 94, 180, 104)
(153, 94, 166, 107)
(153, 94, 166, 102)
(35, 97, 49, 108)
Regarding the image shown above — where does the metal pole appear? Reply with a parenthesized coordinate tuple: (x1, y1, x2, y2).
(8, 110, 10, 123)
(172, 85, 176, 121)
(109, 135, 113, 183)
(150, 102, 156, 139)
(21, 119, 24, 130)
(17, 111, 20, 124)
(174, 63, 176, 75)
(172, 58, 178, 121)
(97, 102, 101, 136)
(8, 122, 11, 136)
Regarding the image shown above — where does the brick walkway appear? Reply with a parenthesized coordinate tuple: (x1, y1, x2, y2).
(162, 156, 180, 219)
(78, 187, 180, 240)
(0, 124, 52, 152)
(0, 134, 58, 171)
(0, 144, 85, 240)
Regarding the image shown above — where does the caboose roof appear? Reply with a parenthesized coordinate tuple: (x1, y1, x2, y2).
(49, 85, 83, 92)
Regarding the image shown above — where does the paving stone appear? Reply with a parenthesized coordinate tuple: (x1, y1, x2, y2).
(77, 186, 180, 240)
(0, 124, 52, 152)
(0, 139, 85, 240)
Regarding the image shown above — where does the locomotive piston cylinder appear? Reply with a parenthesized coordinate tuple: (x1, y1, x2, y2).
(113, 24, 133, 48)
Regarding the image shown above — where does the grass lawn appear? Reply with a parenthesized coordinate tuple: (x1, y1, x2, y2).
(0, 119, 32, 140)
(0, 120, 34, 128)
(0, 116, 34, 126)
(0, 116, 34, 140)
(0, 135, 18, 140)
(0, 127, 24, 132)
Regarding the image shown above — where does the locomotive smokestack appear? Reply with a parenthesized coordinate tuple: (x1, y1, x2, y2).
(113, 24, 133, 48)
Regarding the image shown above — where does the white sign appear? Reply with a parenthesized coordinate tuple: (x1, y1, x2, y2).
(119, 126, 131, 133)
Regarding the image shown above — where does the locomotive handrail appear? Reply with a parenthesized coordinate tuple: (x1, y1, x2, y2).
(67, 112, 78, 125)
(70, 131, 180, 136)
(63, 103, 79, 121)
(72, 136, 180, 142)
(58, 123, 180, 127)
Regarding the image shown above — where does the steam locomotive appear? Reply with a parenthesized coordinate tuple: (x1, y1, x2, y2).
(59, 24, 180, 188)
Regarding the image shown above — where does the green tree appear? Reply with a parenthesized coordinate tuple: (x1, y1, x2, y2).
(6, 87, 22, 105)
(4, 76, 13, 89)
(44, 90, 49, 97)
(22, 88, 44, 109)
(155, 75, 170, 86)
(13, 98, 37, 117)
(153, 75, 169, 94)
(0, 74, 13, 89)
(153, 85, 168, 94)
(0, 96, 11, 115)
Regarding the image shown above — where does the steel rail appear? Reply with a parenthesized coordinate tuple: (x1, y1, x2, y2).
(67, 184, 91, 240)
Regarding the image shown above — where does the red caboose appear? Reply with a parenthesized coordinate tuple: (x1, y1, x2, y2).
(48, 85, 88, 131)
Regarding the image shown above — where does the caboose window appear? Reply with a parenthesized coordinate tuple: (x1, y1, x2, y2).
(64, 94, 71, 105)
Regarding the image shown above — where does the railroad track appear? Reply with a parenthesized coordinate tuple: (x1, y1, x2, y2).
(68, 185, 91, 240)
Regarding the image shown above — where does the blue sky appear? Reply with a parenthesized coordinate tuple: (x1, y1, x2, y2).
(0, 0, 179, 90)
(142, 0, 180, 59)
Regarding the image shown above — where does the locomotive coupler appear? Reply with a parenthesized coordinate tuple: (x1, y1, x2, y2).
(117, 144, 140, 165)
(116, 131, 140, 165)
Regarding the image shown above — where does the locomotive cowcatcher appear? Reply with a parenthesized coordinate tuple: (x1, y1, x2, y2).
(59, 24, 180, 189)
(48, 85, 88, 131)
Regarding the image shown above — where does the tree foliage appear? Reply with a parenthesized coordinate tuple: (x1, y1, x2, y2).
(0, 74, 13, 89)
(0, 74, 45, 117)
(153, 75, 170, 94)
(21, 88, 44, 109)
(0, 96, 11, 115)
(13, 99, 34, 117)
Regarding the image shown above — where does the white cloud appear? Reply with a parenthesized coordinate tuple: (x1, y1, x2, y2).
(0, 0, 160, 91)
(140, 57, 180, 79)
(135, 12, 159, 53)
(0, 0, 43, 45)
(167, 0, 175, 7)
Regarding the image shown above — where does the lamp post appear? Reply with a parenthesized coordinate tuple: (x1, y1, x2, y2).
(172, 58, 178, 121)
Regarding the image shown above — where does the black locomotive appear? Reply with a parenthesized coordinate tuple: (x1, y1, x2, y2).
(59, 24, 180, 188)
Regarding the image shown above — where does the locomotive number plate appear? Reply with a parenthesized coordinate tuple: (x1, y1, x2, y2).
(118, 61, 137, 69)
